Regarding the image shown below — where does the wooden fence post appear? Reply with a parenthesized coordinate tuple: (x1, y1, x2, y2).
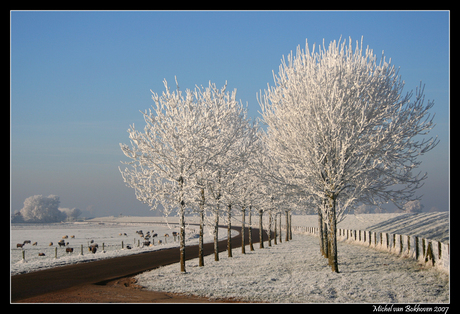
(399, 234, 403, 254)
(425, 241, 434, 265)
(407, 235, 411, 254)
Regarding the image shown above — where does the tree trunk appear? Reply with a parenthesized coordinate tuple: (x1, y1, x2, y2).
(318, 209, 329, 258)
(285, 210, 289, 242)
(179, 201, 186, 273)
(289, 212, 292, 240)
(327, 195, 339, 273)
(199, 207, 204, 267)
(178, 176, 186, 273)
(198, 189, 205, 267)
(214, 211, 219, 261)
(318, 209, 324, 256)
(227, 204, 232, 257)
(241, 207, 246, 254)
(248, 206, 254, 251)
(279, 212, 282, 243)
(323, 216, 329, 258)
(259, 210, 264, 248)
(268, 210, 272, 246)
(274, 212, 278, 245)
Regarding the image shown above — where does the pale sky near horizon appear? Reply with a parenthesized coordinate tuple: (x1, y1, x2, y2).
(11, 11, 449, 217)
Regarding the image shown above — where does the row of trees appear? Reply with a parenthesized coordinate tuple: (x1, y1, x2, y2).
(120, 37, 438, 273)
(120, 78, 272, 272)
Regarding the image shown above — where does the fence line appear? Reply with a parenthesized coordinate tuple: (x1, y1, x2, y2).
(287, 225, 449, 273)
(11, 236, 179, 264)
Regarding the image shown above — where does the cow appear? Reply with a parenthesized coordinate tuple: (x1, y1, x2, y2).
(152, 233, 158, 238)
(38, 253, 45, 256)
(49, 242, 53, 246)
(66, 248, 74, 253)
(32, 242, 38, 246)
(23, 240, 31, 245)
(62, 235, 68, 239)
(16, 243, 23, 248)
(58, 240, 66, 247)
(89, 244, 98, 253)
(143, 241, 151, 247)
(70, 235, 75, 238)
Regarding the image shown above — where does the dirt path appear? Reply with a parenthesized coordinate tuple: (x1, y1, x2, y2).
(11, 225, 268, 303)
(14, 277, 246, 303)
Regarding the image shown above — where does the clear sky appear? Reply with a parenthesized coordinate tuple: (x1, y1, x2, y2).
(11, 11, 449, 217)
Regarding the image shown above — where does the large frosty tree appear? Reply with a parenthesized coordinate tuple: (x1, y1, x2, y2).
(259, 37, 438, 272)
(16, 195, 65, 223)
(119, 78, 247, 272)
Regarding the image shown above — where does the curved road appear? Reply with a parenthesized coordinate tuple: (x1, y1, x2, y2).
(11, 225, 269, 302)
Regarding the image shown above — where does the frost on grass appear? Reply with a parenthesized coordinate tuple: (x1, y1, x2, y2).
(136, 234, 449, 303)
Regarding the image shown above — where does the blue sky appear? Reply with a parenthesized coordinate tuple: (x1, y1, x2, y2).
(11, 11, 449, 217)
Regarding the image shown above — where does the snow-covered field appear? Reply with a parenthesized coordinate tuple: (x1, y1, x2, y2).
(11, 216, 237, 275)
(136, 233, 449, 303)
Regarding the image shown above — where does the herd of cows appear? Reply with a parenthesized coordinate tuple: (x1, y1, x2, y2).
(15, 229, 180, 257)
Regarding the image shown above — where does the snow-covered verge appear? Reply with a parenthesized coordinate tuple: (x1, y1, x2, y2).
(290, 212, 449, 273)
(291, 212, 449, 243)
(11, 219, 237, 275)
(135, 233, 449, 303)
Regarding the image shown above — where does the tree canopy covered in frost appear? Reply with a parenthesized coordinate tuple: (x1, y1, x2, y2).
(260, 37, 438, 215)
(119, 78, 248, 216)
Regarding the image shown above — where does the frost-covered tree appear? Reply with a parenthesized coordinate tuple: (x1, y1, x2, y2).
(59, 207, 82, 221)
(259, 37, 438, 272)
(403, 200, 424, 213)
(120, 78, 247, 272)
(17, 195, 66, 223)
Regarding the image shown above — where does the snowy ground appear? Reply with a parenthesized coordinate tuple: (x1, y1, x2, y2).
(136, 233, 449, 303)
(11, 218, 237, 275)
(11, 213, 450, 303)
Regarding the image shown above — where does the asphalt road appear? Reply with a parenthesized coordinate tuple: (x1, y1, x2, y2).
(11, 225, 269, 302)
